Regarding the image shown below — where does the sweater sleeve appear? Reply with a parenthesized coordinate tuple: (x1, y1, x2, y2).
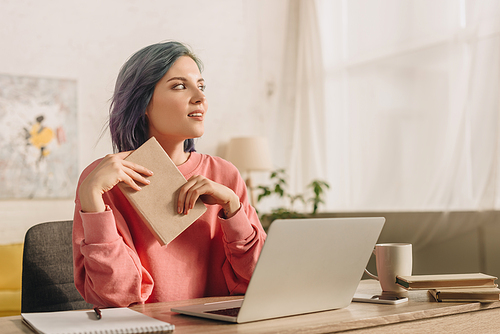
(72, 164, 154, 308)
(217, 170, 267, 295)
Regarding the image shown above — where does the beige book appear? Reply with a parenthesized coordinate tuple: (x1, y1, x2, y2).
(429, 286, 500, 302)
(396, 273, 498, 290)
(118, 137, 207, 245)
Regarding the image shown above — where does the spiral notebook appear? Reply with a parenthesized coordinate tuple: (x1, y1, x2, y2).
(22, 307, 174, 334)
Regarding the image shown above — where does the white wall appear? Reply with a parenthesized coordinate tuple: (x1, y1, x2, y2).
(0, 0, 288, 243)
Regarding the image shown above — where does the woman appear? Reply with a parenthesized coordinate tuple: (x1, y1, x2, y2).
(72, 41, 266, 308)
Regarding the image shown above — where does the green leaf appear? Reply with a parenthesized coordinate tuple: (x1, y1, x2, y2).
(256, 186, 271, 202)
(275, 184, 284, 197)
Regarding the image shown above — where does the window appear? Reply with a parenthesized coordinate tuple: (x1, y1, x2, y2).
(317, 0, 500, 211)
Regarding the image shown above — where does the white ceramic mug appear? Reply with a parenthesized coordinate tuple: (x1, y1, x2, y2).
(364, 243, 412, 295)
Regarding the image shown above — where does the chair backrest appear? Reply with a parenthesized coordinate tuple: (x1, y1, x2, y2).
(21, 220, 93, 313)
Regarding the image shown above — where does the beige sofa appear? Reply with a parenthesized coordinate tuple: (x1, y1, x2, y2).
(264, 211, 500, 279)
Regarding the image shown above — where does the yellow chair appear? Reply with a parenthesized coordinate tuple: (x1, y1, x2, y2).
(0, 243, 23, 317)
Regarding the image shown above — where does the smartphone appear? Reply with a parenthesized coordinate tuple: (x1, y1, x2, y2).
(352, 293, 409, 305)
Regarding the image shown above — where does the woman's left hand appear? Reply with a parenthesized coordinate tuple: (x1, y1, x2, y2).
(177, 175, 241, 218)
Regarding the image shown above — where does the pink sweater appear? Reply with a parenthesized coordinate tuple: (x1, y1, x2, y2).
(72, 152, 266, 307)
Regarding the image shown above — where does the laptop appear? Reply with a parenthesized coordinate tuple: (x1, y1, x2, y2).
(171, 217, 385, 323)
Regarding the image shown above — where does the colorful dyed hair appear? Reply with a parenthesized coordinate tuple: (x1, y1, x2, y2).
(109, 41, 203, 152)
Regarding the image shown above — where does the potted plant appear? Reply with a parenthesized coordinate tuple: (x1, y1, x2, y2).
(256, 169, 330, 229)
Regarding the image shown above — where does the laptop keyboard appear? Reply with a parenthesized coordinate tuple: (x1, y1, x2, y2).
(205, 307, 241, 317)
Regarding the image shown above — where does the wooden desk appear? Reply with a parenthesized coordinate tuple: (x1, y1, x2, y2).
(3, 280, 500, 334)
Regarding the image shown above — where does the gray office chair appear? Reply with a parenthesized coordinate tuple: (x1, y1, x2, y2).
(21, 220, 93, 313)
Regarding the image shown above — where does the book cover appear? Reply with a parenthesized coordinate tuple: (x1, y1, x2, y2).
(429, 287, 500, 302)
(396, 273, 498, 290)
(118, 137, 207, 245)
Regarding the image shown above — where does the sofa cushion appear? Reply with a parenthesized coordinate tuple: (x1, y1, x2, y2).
(0, 290, 21, 315)
(0, 243, 23, 290)
(0, 243, 23, 316)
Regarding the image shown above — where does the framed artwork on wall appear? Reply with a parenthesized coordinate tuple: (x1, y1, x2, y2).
(0, 74, 78, 199)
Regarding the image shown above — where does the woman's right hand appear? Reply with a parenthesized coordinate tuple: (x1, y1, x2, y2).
(79, 151, 153, 213)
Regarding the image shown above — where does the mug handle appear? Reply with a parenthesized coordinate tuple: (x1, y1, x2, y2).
(364, 248, 379, 280)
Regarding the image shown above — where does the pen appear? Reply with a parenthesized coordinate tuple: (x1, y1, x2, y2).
(94, 307, 102, 320)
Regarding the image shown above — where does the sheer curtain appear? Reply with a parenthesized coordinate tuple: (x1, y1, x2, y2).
(272, 0, 327, 200)
(315, 0, 500, 211)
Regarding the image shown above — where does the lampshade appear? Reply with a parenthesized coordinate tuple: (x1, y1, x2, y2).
(226, 137, 273, 173)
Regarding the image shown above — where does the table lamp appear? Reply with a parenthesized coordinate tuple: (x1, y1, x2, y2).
(225, 137, 273, 207)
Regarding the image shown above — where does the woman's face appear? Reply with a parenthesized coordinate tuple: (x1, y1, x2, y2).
(146, 56, 207, 144)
